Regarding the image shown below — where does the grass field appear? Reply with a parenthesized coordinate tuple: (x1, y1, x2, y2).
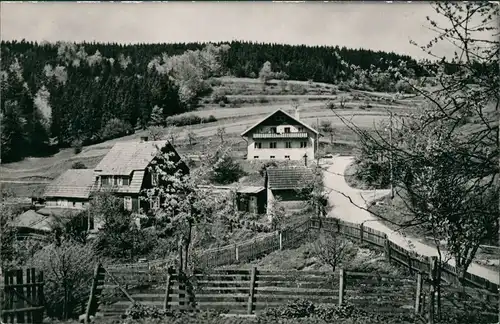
(1, 77, 424, 198)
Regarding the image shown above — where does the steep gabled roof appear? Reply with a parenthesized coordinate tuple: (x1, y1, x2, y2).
(94, 140, 174, 176)
(44, 169, 95, 199)
(240, 109, 320, 137)
(266, 167, 313, 190)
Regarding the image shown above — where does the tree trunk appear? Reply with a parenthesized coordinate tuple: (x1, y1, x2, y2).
(178, 236, 184, 273)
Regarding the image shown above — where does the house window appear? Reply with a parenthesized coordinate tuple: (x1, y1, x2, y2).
(298, 127, 304, 132)
(101, 176, 110, 186)
(270, 156, 275, 159)
(150, 196, 160, 210)
(270, 127, 277, 134)
(114, 177, 123, 186)
(151, 172, 159, 186)
(300, 141, 308, 148)
(285, 155, 290, 159)
(285, 142, 292, 148)
(124, 196, 132, 211)
(123, 177, 130, 186)
(254, 142, 262, 149)
(254, 156, 259, 159)
(270, 142, 277, 149)
(73, 201, 76, 207)
(284, 127, 290, 133)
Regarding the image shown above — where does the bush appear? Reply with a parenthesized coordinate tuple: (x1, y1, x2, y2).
(218, 101, 226, 107)
(101, 118, 133, 141)
(72, 139, 83, 155)
(71, 161, 86, 169)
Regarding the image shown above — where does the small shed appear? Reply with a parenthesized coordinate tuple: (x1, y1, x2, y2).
(236, 186, 267, 215)
(265, 167, 313, 214)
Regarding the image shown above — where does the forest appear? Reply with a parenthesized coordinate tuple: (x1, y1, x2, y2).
(1, 40, 428, 163)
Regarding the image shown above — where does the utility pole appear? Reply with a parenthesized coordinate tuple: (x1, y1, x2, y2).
(389, 111, 394, 199)
(316, 117, 320, 165)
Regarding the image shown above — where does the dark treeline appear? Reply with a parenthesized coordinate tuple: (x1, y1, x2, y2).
(1, 40, 425, 163)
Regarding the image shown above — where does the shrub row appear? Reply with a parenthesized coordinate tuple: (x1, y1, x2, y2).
(165, 114, 217, 127)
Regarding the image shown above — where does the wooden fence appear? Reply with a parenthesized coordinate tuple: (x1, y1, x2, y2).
(98, 267, 420, 317)
(312, 218, 500, 292)
(107, 217, 498, 296)
(0, 268, 44, 324)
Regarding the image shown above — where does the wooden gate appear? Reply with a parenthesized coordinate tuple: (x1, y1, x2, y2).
(0, 268, 44, 323)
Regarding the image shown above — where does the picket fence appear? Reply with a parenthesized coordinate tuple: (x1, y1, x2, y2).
(0, 268, 45, 324)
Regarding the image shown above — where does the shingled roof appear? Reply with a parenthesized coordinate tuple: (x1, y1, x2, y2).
(266, 167, 313, 190)
(44, 169, 95, 199)
(94, 140, 170, 175)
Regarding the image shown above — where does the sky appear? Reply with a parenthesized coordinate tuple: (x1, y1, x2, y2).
(0, 2, 474, 60)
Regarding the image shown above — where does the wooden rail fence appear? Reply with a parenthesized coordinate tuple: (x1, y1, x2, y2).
(311, 218, 500, 292)
(0, 268, 44, 324)
(98, 268, 423, 317)
(109, 217, 499, 294)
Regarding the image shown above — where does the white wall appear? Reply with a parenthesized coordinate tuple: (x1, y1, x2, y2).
(246, 131, 317, 161)
(45, 199, 88, 209)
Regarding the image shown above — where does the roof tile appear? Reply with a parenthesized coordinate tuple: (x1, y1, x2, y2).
(44, 169, 95, 199)
(266, 167, 313, 190)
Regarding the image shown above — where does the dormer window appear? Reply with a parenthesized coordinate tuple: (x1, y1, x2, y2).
(284, 127, 290, 133)
(123, 177, 130, 186)
(270, 127, 277, 134)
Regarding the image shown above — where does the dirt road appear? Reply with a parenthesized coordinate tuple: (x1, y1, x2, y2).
(323, 156, 499, 285)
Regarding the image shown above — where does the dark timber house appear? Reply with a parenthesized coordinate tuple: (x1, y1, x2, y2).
(92, 138, 189, 214)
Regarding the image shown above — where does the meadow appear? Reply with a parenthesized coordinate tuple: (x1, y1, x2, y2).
(0, 77, 422, 198)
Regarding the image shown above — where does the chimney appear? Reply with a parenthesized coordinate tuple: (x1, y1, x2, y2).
(295, 107, 300, 120)
(140, 136, 149, 142)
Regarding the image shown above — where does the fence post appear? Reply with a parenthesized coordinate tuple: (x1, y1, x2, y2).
(279, 231, 283, 251)
(359, 223, 364, 243)
(407, 252, 413, 275)
(383, 234, 391, 261)
(83, 263, 102, 324)
(415, 272, 423, 315)
(163, 268, 172, 311)
(247, 266, 257, 315)
(428, 256, 437, 324)
(235, 245, 239, 262)
(338, 268, 345, 306)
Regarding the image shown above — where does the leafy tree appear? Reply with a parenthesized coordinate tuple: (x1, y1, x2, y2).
(149, 105, 165, 127)
(330, 1, 499, 301)
(165, 125, 179, 146)
(268, 196, 286, 231)
(319, 120, 335, 144)
(313, 230, 355, 273)
(216, 125, 226, 144)
(148, 125, 165, 141)
(91, 192, 153, 260)
(29, 240, 96, 319)
(208, 146, 245, 185)
(186, 127, 197, 146)
(259, 61, 273, 84)
(100, 118, 133, 140)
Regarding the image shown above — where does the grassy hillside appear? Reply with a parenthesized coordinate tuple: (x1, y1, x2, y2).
(1, 77, 424, 198)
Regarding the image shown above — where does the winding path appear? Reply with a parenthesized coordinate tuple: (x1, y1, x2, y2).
(323, 156, 499, 285)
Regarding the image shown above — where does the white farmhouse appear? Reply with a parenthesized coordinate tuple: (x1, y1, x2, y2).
(241, 108, 321, 162)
